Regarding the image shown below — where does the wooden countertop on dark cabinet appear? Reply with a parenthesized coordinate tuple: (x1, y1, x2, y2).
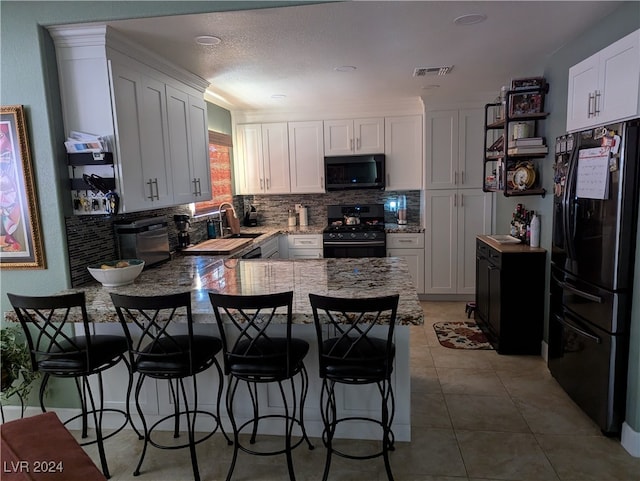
(475, 235, 546, 354)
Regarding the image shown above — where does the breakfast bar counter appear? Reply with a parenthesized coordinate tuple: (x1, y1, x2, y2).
(69, 256, 424, 326)
(5, 257, 422, 442)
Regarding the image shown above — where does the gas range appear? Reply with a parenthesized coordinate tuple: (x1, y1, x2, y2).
(323, 204, 386, 257)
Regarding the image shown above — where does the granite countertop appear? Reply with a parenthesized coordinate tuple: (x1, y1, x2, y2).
(10, 257, 423, 327)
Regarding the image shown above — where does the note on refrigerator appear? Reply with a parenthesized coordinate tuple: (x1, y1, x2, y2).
(576, 147, 610, 200)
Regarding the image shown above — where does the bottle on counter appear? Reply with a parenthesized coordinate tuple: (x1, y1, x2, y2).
(397, 194, 407, 225)
(207, 218, 216, 239)
(530, 213, 541, 247)
(288, 209, 297, 227)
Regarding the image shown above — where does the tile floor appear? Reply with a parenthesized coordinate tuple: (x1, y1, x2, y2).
(81, 301, 640, 481)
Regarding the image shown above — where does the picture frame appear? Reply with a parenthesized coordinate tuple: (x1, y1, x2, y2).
(1, 105, 46, 269)
(511, 77, 546, 90)
(509, 92, 544, 116)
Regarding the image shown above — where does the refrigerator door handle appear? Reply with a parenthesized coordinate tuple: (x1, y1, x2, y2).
(551, 271, 604, 303)
(556, 312, 602, 344)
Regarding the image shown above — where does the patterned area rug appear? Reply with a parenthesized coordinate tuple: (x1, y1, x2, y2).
(433, 321, 493, 350)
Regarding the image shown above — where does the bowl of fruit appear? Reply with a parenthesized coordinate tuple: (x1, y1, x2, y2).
(87, 259, 145, 287)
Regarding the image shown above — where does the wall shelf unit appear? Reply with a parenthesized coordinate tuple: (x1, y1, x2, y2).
(483, 83, 550, 197)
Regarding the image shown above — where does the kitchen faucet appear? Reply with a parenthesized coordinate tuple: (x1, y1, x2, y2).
(218, 202, 236, 237)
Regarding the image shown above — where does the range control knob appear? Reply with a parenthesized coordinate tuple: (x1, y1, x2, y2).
(370, 232, 378, 239)
(350, 233, 357, 239)
(337, 233, 343, 239)
(329, 233, 336, 239)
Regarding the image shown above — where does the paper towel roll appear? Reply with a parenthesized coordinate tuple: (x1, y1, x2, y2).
(299, 207, 308, 226)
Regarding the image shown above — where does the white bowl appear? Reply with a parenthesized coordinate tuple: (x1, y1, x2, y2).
(87, 259, 145, 287)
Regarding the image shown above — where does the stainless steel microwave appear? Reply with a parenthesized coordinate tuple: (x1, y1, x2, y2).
(324, 154, 385, 191)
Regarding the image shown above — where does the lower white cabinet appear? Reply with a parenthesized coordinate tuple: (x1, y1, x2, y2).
(260, 236, 280, 258)
(284, 234, 323, 259)
(424, 189, 492, 295)
(387, 232, 425, 294)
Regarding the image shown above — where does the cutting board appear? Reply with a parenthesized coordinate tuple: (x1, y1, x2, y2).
(182, 237, 253, 255)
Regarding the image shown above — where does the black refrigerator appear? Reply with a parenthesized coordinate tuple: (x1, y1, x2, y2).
(548, 119, 640, 435)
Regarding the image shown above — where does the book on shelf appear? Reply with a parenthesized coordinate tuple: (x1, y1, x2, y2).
(507, 145, 549, 155)
(508, 137, 544, 148)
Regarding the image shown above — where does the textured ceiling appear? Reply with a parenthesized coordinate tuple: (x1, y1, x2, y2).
(103, 1, 622, 111)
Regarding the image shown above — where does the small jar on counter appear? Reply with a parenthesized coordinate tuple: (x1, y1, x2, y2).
(288, 209, 297, 227)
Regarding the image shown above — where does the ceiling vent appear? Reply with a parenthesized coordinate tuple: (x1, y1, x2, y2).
(413, 66, 453, 77)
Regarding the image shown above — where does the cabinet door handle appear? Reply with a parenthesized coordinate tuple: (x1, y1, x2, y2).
(588, 93, 595, 118)
(260, 178, 264, 190)
(454, 171, 458, 185)
(356, 137, 361, 150)
(266, 178, 270, 190)
(594, 90, 601, 115)
(461, 170, 465, 185)
(350, 138, 354, 151)
(147, 179, 154, 200)
(192, 178, 198, 196)
(147, 178, 159, 200)
(398, 239, 413, 244)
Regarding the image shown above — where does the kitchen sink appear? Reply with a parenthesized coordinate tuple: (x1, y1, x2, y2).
(225, 233, 264, 239)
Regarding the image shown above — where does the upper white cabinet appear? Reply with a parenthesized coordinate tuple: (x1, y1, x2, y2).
(425, 108, 484, 190)
(384, 115, 423, 190)
(236, 123, 290, 194)
(50, 25, 211, 213)
(324, 118, 384, 156)
(288, 121, 325, 193)
(166, 85, 212, 204)
(110, 61, 173, 210)
(567, 29, 640, 132)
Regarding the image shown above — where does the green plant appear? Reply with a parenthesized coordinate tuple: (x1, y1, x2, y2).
(0, 325, 39, 401)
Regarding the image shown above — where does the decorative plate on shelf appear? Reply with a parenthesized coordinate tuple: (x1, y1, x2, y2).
(513, 163, 536, 190)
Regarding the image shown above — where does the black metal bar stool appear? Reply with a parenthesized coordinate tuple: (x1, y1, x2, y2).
(7, 292, 132, 479)
(208, 291, 314, 481)
(308, 293, 399, 481)
(110, 292, 230, 481)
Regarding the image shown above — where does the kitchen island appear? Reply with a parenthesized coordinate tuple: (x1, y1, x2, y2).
(7, 256, 423, 441)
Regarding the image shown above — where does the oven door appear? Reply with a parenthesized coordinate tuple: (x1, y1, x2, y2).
(323, 240, 386, 258)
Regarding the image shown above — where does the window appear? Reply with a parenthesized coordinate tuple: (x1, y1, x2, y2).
(194, 131, 233, 215)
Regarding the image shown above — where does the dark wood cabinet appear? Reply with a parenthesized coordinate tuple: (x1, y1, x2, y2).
(475, 236, 546, 354)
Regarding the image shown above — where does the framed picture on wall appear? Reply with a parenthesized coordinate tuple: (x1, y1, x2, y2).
(0, 105, 46, 269)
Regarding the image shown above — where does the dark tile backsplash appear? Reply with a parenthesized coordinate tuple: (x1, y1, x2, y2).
(65, 191, 420, 286)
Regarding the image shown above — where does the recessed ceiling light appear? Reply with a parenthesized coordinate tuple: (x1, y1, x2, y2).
(334, 66, 357, 72)
(271, 94, 287, 100)
(453, 14, 487, 26)
(194, 35, 221, 46)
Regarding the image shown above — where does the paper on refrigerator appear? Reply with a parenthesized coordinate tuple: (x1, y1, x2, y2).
(576, 147, 610, 200)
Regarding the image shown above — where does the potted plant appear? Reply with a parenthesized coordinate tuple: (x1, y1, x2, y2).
(0, 325, 39, 403)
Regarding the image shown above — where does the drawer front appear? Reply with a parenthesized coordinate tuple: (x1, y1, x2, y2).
(487, 246, 502, 269)
(387, 233, 425, 249)
(477, 239, 490, 258)
(288, 234, 322, 249)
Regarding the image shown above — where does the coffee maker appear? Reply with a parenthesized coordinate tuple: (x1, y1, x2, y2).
(173, 214, 191, 248)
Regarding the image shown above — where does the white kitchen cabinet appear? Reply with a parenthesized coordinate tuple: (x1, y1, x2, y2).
(286, 234, 323, 259)
(324, 118, 384, 156)
(236, 123, 290, 194)
(50, 25, 211, 213)
(384, 115, 423, 190)
(110, 61, 173, 210)
(425, 108, 484, 190)
(424, 189, 491, 295)
(288, 121, 325, 193)
(567, 29, 640, 132)
(166, 85, 212, 204)
(387, 232, 425, 293)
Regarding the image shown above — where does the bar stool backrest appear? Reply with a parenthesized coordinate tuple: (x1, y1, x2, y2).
(208, 291, 294, 377)
(7, 292, 91, 372)
(109, 292, 196, 375)
(308, 293, 399, 381)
